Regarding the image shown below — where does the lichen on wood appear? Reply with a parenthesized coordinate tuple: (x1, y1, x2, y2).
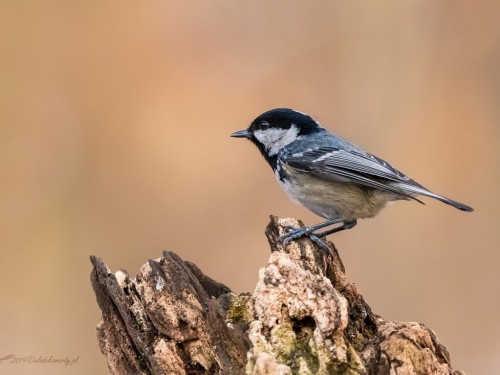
(90, 216, 465, 375)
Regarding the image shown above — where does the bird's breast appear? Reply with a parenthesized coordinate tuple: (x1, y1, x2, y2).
(276, 163, 390, 221)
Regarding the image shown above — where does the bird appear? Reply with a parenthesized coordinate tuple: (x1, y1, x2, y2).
(231, 108, 473, 247)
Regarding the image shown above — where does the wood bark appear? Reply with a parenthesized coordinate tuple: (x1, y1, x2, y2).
(90, 216, 465, 375)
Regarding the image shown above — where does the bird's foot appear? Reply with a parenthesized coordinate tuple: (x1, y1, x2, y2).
(278, 219, 357, 250)
(279, 225, 314, 245)
(279, 226, 331, 250)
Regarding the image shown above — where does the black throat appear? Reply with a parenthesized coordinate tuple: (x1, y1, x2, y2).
(251, 139, 279, 170)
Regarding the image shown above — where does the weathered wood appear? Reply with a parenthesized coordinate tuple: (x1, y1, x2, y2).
(90, 216, 465, 375)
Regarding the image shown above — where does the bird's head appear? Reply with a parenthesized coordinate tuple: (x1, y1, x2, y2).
(231, 108, 323, 160)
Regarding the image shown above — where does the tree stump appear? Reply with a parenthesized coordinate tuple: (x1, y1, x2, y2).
(90, 216, 465, 375)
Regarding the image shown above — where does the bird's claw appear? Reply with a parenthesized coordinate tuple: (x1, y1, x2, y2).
(278, 226, 331, 250)
(277, 218, 354, 250)
(282, 225, 299, 233)
(279, 226, 309, 244)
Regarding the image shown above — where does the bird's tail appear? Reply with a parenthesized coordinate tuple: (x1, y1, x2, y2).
(392, 182, 473, 212)
(428, 193, 473, 212)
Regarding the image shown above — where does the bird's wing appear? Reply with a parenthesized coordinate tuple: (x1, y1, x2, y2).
(281, 147, 428, 203)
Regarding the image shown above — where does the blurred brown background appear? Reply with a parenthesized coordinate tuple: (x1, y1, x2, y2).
(0, 1, 498, 374)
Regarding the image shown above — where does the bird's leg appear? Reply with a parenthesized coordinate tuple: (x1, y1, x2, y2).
(315, 220, 357, 237)
(279, 218, 344, 246)
(304, 220, 357, 250)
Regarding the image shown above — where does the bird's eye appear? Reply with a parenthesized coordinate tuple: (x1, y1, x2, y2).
(259, 121, 270, 130)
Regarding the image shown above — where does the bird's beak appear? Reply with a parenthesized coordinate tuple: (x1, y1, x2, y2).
(231, 129, 252, 139)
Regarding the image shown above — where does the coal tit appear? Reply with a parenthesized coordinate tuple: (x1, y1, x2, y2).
(231, 108, 473, 247)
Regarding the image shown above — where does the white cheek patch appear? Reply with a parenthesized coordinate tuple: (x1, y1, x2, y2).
(254, 125, 300, 156)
